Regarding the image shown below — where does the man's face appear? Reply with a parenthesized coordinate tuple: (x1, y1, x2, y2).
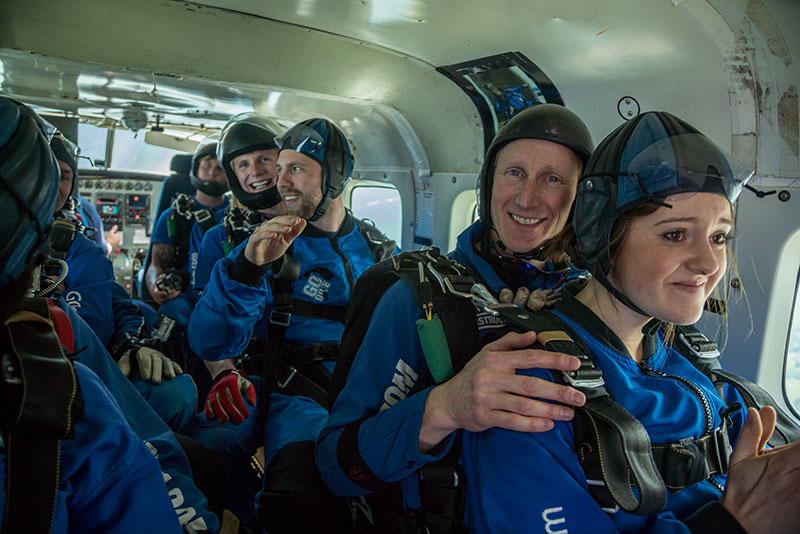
(231, 149, 279, 194)
(276, 149, 323, 219)
(488, 138, 582, 256)
(56, 160, 74, 211)
(196, 155, 226, 184)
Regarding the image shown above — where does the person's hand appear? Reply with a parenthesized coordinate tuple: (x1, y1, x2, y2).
(721, 406, 800, 533)
(205, 370, 257, 425)
(105, 224, 122, 251)
(150, 273, 180, 304)
(244, 215, 306, 266)
(118, 346, 183, 384)
(419, 330, 586, 452)
(498, 287, 557, 312)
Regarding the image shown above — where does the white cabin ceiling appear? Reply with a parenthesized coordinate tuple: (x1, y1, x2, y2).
(1, 0, 797, 178)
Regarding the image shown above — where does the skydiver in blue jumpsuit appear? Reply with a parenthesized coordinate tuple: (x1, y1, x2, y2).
(462, 112, 800, 533)
(146, 139, 230, 326)
(316, 104, 595, 531)
(188, 118, 398, 532)
(0, 96, 183, 534)
(192, 113, 287, 413)
(49, 134, 196, 433)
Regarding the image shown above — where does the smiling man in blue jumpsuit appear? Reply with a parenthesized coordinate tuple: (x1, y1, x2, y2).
(316, 104, 594, 532)
(188, 118, 397, 532)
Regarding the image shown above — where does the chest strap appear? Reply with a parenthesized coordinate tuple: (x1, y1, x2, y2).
(2, 298, 84, 534)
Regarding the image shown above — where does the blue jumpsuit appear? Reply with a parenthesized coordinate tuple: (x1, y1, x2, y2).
(63, 231, 197, 434)
(63, 300, 220, 533)
(151, 197, 229, 325)
(188, 212, 398, 527)
(0, 362, 181, 534)
(462, 288, 748, 533)
(193, 223, 227, 294)
(315, 221, 579, 510)
(317, 221, 748, 532)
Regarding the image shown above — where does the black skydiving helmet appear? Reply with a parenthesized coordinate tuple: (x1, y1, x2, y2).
(475, 103, 594, 265)
(189, 136, 229, 197)
(0, 96, 61, 286)
(274, 118, 354, 222)
(573, 110, 753, 317)
(50, 133, 81, 203)
(217, 113, 281, 210)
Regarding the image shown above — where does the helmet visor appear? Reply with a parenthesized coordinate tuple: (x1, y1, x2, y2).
(617, 133, 753, 209)
(274, 125, 327, 163)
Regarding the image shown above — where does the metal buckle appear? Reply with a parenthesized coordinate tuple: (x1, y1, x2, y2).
(269, 310, 291, 327)
(678, 332, 720, 359)
(277, 366, 298, 389)
(707, 426, 731, 474)
(194, 209, 213, 225)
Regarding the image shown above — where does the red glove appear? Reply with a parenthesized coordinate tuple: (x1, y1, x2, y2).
(205, 370, 257, 425)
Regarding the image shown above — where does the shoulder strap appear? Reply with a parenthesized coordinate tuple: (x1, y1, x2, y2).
(673, 324, 800, 447)
(168, 193, 196, 268)
(355, 217, 397, 263)
(49, 217, 79, 261)
(2, 298, 84, 534)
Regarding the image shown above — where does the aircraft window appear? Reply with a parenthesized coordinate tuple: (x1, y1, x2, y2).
(349, 184, 402, 245)
(77, 123, 109, 168)
(111, 129, 182, 174)
(785, 267, 800, 416)
(448, 189, 478, 252)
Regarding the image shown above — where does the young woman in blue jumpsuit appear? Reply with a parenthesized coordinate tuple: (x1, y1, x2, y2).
(0, 96, 183, 534)
(316, 104, 595, 526)
(462, 111, 800, 533)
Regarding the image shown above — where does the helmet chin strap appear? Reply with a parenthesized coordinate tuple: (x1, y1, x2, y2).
(495, 237, 553, 262)
(594, 269, 663, 335)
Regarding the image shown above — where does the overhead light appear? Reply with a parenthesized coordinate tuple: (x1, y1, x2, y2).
(122, 108, 148, 132)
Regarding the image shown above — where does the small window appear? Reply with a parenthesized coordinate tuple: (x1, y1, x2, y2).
(350, 184, 402, 245)
(111, 129, 182, 173)
(448, 189, 478, 252)
(785, 268, 800, 416)
(77, 123, 109, 168)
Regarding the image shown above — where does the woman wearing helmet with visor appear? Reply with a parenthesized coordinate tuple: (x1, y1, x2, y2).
(461, 111, 800, 533)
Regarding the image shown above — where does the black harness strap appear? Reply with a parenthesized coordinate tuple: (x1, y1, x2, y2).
(674, 325, 800, 447)
(2, 298, 84, 534)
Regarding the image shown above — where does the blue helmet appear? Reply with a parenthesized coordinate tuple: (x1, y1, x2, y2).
(275, 118, 354, 221)
(574, 111, 752, 276)
(0, 97, 60, 285)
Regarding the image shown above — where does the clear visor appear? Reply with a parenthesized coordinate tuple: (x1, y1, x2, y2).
(52, 132, 80, 160)
(38, 116, 59, 143)
(617, 133, 753, 207)
(274, 125, 326, 162)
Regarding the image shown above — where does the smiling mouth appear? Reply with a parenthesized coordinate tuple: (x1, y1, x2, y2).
(510, 213, 544, 226)
(282, 193, 300, 203)
(247, 180, 271, 192)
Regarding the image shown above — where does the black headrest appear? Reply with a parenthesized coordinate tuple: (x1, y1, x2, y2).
(170, 154, 192, 174)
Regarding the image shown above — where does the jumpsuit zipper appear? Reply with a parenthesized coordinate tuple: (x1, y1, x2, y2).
(638, 361, 714, 436)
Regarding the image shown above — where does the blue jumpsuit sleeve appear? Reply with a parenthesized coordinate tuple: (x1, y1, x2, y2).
(63, 300, 220, 533)
(108, 280, 149, 356)
(316, 281, 455, 498)
(152, 207, 175, 247)
(63, 363, 182, 534)
(62, 235, 115, 345)
(187, 241, 270, 361)
(193, 224, 225, 293)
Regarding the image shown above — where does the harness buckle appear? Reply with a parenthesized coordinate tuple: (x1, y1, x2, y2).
(194, 209, 213, 226)
(269, 310, 292, 327)
(277, 365, 298, 389)
(561, 368, 606, 389)
(708, 426, 731, 475)
(677, 332, 720, 359)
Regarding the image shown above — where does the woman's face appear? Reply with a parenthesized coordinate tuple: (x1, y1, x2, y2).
(609, 192, 733, 325)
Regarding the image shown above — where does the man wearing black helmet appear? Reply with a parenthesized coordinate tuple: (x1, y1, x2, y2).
(188, 117, 397, 532)
(146, 138, 230, 309)
(191, 113, 287, 423)
(316, 103, 593, 531)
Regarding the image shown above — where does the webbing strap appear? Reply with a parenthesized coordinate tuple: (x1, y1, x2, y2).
(2, 298, 83, 534)
(486, 305, 668, 515)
